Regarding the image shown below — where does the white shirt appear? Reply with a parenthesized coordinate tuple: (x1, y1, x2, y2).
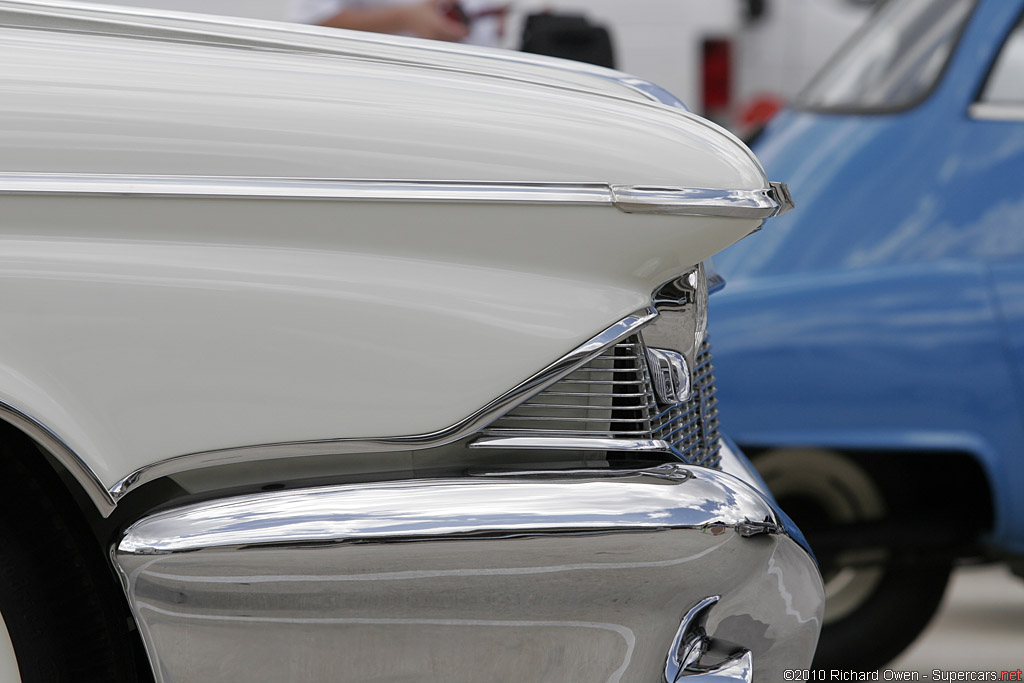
(288, 0, 504, 47)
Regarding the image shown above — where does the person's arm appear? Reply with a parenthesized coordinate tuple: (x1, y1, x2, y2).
(319, 1, 469, 42)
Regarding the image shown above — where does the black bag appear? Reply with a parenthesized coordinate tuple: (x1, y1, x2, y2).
(520, 13, 616, 69)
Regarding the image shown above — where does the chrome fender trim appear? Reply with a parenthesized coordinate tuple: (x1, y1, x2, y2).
(0, 173, 790, 220)
(114, 464, 823, 683)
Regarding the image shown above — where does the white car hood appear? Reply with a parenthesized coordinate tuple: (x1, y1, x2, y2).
(0, 0, 767, 190)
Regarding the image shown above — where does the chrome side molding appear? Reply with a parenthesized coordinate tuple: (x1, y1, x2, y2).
(0, 173, 792, 220)
(0, 173, 609, 204)
(469, 436, 671, 452)
(114, 464, 821, 682)
(117, 464, 770, 555)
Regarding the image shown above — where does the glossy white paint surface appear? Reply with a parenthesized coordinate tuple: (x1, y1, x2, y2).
(0, 1, 771, 497)
(0, 195, 758, 490)
(0, 611, 21, 683)
(0, 2, 763, 189)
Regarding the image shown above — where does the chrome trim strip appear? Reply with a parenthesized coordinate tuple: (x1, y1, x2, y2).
(469, 436, 671, 452)
(108, 308, 659, 500)
(969, 102, 1024, 121)
(611, 185, 785, 219)
(768, 181, 795, 216)
(0, 173, 788, 219)
(0, 399, 116, 515)
(0, 173, 611, 205)
(116, 464, 774, 556)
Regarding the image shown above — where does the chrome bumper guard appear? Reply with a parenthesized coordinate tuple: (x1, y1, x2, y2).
(114, 458, 822, 683)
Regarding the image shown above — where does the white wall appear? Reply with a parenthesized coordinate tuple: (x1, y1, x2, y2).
(735, 0, 873, 104)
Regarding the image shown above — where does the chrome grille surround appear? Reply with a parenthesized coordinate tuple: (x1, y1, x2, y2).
(474, 336, 721, 468)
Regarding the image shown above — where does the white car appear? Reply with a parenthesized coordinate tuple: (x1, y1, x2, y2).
(0, 2, 821, 681)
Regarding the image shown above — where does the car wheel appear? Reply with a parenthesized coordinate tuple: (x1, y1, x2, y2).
(753, 448, 951, 671)
(0, 437, 141, 683)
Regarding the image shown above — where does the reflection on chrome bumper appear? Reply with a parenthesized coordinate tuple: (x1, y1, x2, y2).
(114, 464, 822, 683)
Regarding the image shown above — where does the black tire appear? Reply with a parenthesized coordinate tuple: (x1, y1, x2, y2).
(811, 560, 950, 671)
(0, 435, 142, 682)
(753, 448, 952, 672)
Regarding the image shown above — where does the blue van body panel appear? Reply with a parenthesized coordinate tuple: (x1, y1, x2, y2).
(712, 0, 1024, 554)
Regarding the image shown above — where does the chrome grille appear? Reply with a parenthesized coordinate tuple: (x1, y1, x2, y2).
(481, 336, 721, 468)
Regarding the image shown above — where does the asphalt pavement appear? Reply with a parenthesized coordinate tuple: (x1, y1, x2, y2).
(882, 564, 1024, 678)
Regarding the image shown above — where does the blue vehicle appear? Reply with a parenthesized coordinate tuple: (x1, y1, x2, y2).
(712, 0, 1024, 670)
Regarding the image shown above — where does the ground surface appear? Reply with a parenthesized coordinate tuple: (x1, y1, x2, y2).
(881, 564, 1024, 678)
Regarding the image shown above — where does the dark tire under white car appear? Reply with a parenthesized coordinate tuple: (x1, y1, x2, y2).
(753, 448, 952, 672)
(0, 434, 142, 683)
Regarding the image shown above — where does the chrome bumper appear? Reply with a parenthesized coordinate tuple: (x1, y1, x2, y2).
(114, 458, 822, 682)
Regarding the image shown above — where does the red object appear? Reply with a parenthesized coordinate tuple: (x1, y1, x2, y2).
(443, 2, 470, 26)
(738, 93, 784, 131)
(702, 38, 733, 115)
